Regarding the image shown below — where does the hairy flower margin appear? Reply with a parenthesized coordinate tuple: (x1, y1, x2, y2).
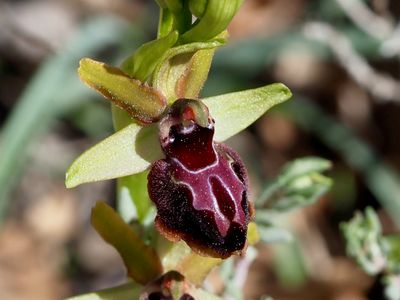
(65, 0, 293, 297)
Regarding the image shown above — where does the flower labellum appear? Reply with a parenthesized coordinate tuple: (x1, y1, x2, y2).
(148, 98, 253, 258)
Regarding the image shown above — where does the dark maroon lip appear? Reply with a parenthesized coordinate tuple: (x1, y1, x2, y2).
(148, 98, 252, 258)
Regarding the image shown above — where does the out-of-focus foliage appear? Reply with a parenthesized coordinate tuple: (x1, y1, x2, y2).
(254, 157, 332, 243)
(342, 208, 400, 300)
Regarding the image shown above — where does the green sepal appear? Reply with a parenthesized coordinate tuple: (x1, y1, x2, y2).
(78, 58, 167, 124)
(65, 123, 162, 188)
(204, 83, 292, 142)
(180, 0, 243, 43)
(65, 83, 291, 187)
(121, 30, 178, 81)
(91, 201, 163, 284)
(152, 38, 226, 103)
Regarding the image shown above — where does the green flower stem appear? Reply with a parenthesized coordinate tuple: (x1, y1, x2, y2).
(189, 0, 207, 18)
(122, 30, 179, 81)
(158, 8, 174, 38)
(180, 0, 244, 43)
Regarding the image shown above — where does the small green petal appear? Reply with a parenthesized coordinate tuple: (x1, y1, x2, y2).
(78, 58, 167, 124)
(65, 123, 162, 188)
(91, 202, 163, 284)
(121, 30, 178, 81)
(152, 39, 225, 102)
(204, 83, 292, 142)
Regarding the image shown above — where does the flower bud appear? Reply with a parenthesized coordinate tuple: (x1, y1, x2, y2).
(140, 271, 195, 300)
(148, 99, 253, 258)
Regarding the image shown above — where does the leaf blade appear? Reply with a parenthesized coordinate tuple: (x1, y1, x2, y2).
(91, 202, 163, 284)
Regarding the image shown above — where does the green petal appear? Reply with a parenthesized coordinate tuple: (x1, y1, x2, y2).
(65, 123, 162, 188)
(91, 201, 163, 284)
(121, 30, 178, 81)
(152, 39, 225, 103)
(203, 83, 292, 142)
(78, 58, 167, 124)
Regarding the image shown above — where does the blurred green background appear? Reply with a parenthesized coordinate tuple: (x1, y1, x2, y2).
(1, 0, 400, 299)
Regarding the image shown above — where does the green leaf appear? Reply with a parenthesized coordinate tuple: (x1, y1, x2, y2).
(67, 282, 141, 300)
(278, 157, 332, 185)
(180, 0, 244, 43)
(341, 207, 386, 275)
(78, 58, 167, 124)
(91, 202, 163, 284)
(65, 123, 162, 188)
(152, 39, 225, 103)
(256, 157, 332, 211)
(203, 83, 292, 142)
(121, 30, 178, 80)
(272, 173, 332, 211)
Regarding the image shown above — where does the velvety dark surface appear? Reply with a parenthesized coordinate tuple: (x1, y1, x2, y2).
(148, 99, 251, 258)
